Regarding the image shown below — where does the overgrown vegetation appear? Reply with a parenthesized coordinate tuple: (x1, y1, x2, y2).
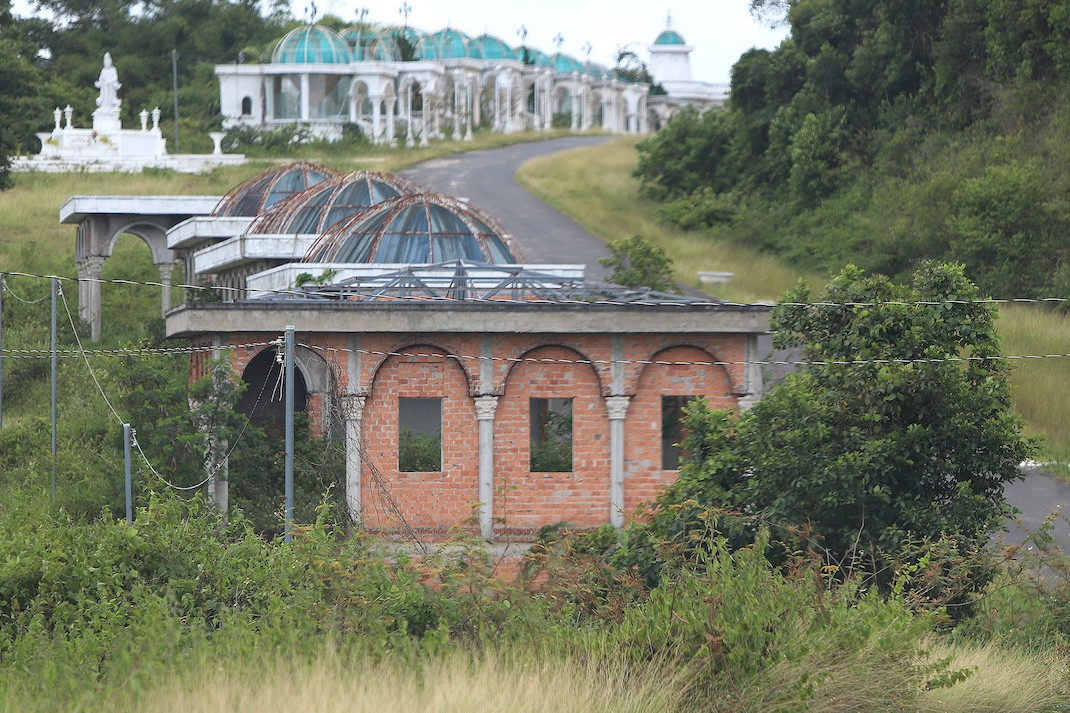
(634, 0, 1070, 302)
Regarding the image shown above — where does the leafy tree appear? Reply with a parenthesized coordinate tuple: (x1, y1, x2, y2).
(634, 263, 1033, 583)
(598, 235, 680, 294)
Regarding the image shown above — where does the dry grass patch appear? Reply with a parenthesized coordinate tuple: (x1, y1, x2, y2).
(997, 304, 1070, 462)
(915, 640, 1070, 713)
(105, 649, 682, 713)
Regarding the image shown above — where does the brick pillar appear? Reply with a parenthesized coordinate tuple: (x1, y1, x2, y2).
(475, 396, 498, 539)
(605, 396, 630, 528)
(342, 394, 366, 523)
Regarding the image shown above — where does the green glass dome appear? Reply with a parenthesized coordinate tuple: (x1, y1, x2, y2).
(250, 172, 423, 234)
(516, 46, 552, 67)
(304, 193, 524, 265)
(585, 61, 610, 80)
(416, 28, 471, 60)
(342, 26, 401, 62)
(552, 53, 585, 74)
(272, 25, 352, 64)
(468, 33, 513, 60)
(212, 162, 339, 217)
(654, 29, 686, 45)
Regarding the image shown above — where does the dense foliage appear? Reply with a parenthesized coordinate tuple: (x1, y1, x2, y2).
(1, 0, 295, 162)
(623, 263, 1034, 595)
(635, 0, 1070, 300)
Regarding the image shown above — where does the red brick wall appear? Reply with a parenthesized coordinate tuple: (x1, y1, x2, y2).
(360, 345, 479, 536)
(494, 344, 610, 535)
(193, 329, 751, 537)
(624, 345, 736, 514)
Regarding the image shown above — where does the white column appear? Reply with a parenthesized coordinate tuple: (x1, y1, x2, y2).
(300, 73, 310, 121)
(386, 97, 396, 145)
(371, 96, 382, 144)
(342, 394, 366, 523)
(158, 262, 175, 316)
(605, 396, 630, 528)
(451, 76, 462, 141)
(475, 395, 498, 539)
(405, 84, 414, 147)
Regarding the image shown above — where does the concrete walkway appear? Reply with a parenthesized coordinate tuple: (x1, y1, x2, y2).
(401, 136, 614, 278)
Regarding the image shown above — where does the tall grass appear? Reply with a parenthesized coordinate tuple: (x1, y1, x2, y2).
(84, 649, 682, 713)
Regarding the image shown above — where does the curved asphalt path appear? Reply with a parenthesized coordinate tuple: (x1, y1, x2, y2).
(401, 134, 1070, 554)
(400, 136, 614, 278)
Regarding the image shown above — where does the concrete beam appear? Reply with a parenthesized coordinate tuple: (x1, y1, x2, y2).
(166, 301, 772, 338)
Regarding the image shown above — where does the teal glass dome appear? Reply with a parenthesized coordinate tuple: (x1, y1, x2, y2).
(416, 28, 470, 60)
(386, 26, 424, 58)
(272, 25, 352, 64)
(304, 193, 524, 265)
(654, 29, 686, 45)
(468, 33, 513, 60)
(514, 46, 552, 67)
(585, 61, 610, 80)
(342, 26, 401, 62)
(249, 172, 423, 234)
(552, 53, 585, 74)
(212, 162, 338, 217)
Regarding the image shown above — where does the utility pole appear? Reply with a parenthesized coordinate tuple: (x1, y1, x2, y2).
(171, 49, 180, 153)
(124, 424, 132, 524)
(51, 277, 57, 499)
(284, 325, 295, 543)
(0, 273, 4, 431)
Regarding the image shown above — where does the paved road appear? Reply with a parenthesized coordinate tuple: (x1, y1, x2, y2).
(1005, 464, 1070, 551)
(401, 136, 614, 278)
(402, 133, 1070, 553)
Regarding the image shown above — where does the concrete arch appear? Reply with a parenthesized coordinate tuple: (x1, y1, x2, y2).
(627, 342, 743, 397)
(500, 341, 609, 397)
(366, 341, 477, 397)
(104, 220, 174, 265)
(238, 343, 336, 438)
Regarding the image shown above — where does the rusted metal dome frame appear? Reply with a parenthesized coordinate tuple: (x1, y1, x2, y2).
(248, 171, 424, 235)
(303, 192, 525, 265)
(211, 162, 339, 218)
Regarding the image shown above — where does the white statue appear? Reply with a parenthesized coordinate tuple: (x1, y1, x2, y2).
(95, 53, 121, 112)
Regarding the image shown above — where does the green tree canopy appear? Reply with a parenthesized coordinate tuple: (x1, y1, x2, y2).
(632, 263, 1033, 581)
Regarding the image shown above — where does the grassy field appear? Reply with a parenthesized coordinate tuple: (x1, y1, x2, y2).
(2, 136, 1070, 712)
(517, 137, 1070, 461)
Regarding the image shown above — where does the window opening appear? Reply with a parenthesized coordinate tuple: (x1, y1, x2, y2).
(530, 397, 573, 472)
(399, 397, 442, 472)
(662, 395, 697, 470)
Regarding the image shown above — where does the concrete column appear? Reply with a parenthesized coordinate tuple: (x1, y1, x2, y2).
(300, 73, 310, 121)
(385, 98, 396, 144)
(504, 82, 513, 133)
(371, 96, 382, 144)
(475, 395, 498, 539)
(205, 335, 228, 515)
(342, 394, 366, 523)
(738, 333, 764, 411)
(85, 255, 105, 342)
(158, 262, 175, 316)
(543, 79, 553, 130)
(405, 85, 415, 147)
(605, 396, 630, 528)
(452, 76, 462, 141)
(76, 259, 90, 324)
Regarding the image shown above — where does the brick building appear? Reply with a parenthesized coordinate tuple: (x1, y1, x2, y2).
(167, 263, 769, 541)
(107, 162, 774, 540)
